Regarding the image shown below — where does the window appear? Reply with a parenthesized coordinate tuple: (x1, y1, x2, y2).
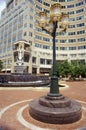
(77, 30, 85, 34)
(69, 18, 75, 21)
(67, 4, 74, 8)
(36, 12, 39, 16)
(69, 39, 76, 43)
(35, 35, 42, 40)
(77, 23, 84, 27)
(0, 49, 2, 53)
(29, 32, 33, 37)
(24, 32, 27, 36)
(59, 0, 65, 2)
(30, 15, 33, 20)
(44, 9, 49, 13)
(68, 32, 76, 35)
(68, 11, 74, 15)
(12, 36, 16, 42)
(35, 43, 42, 48)
(24, 54, 29, 62)
(29, 0, 34, 4)
(7, 46, 12, 51)
(69, 46, 76, 50)
(40, 58, 45, 64)
(51, 0, 59, 1)
(32, 57, 36, 63)
(43, 2, 50, 7)
(30, 24, 33, 28)
(78, 38, 85, 42)
(18, 33, 22, 40)
(60, 40, 66, 43)
(55, 39, 58, 42)
(78, 46, 86, 50)
(69, 24, 75, 28)
(51, 0, 65, 1)
(56, 47, 58, 50)
(67, 0, 74, 1)
(37, 0, 42, 3)
(43, 37, 50, 42)
(8, 38, 11, 43)
(70, 54, 76, 57)
(76, 9, 84, 13)
(46, 59, 52, 65)
(36, 5, 42, 11)
(62, 6, 66, 9)
(43, 45, 50, 49)
(60, 47, 67, 50)
(36, 27, 42, 32)
(76, 1, 83, 6)
(35, 19, 39, 24)
(76, 16, 84, 20)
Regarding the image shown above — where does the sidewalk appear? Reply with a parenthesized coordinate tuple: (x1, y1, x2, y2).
(0, 81, 86, 130)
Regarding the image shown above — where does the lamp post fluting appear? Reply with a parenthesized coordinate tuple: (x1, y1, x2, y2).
(48, 21, 61, 97)
(39, 3, 69, 97)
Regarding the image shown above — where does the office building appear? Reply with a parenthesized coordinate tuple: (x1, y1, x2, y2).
(0, 0, 86, 74)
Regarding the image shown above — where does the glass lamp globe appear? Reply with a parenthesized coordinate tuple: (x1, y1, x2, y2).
(50, 3, 62, 22)
(38, 12, 47, 28)
(61, 14, 69, 29)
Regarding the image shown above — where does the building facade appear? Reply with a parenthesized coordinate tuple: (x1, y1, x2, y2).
(0, 0, 86, 74)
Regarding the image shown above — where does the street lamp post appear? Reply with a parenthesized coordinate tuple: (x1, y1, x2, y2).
(49, 21, 60, 97)
(29, 3, 82, 124)
(38, 3, 69, 97)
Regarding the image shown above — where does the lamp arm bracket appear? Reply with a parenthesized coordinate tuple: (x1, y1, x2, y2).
(42, 27, 52, 36)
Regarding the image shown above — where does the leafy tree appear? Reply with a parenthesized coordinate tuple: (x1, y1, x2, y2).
(50, 60, 86, 78)
(71, 62, 86, 78)
(79, 64, 86, 78)
(56, 60, 71, 77)
(57, 60, 86, 78)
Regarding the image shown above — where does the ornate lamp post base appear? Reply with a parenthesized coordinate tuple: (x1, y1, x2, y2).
(29, 95, 82, 124)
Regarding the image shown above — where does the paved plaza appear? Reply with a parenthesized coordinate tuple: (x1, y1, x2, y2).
(0, 81, 86, 130)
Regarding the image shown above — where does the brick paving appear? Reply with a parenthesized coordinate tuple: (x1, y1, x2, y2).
(0, 81, 86, 130)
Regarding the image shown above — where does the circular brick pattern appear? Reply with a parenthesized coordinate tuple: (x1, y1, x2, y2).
(0, 81, 86, 129)
(0, 98, 86, 130)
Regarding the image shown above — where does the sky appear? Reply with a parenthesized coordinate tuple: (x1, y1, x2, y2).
(0, 0, 6, 17)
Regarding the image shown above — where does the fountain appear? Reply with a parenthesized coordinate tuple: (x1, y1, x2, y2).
(0, 40, 50, 87)
(0, 73, 50, 87)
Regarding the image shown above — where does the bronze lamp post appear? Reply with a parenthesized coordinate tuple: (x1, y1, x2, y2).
(38, 3, 69, 97)
(29, 3, 82, 124)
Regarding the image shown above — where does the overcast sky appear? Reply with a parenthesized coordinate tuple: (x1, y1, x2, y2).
(0, 0, 6, 17)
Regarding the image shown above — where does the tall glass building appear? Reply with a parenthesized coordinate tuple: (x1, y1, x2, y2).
(0, 0, 86, 74)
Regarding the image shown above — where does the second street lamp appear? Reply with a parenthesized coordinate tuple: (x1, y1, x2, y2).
(39, 3, 69, 97)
